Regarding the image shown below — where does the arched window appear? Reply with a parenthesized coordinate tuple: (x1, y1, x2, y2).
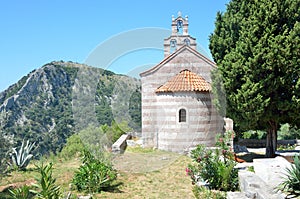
(170, 39, 177, 53)
(184, 38, 190, 46)
(179, 108, 187, 123)
(176, 20, 183, 35)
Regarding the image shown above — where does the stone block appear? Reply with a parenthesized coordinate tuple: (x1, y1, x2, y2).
(112, 134, 130, 154)
(275, 150, 300, 162)
(226, 192, 248, 199)
(253, 157, 290, 188)
(234, 145, 249, 153)
(239, 163, 287, 199)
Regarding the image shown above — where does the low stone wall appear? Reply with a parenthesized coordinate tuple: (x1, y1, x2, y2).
(112, 134, 130, 154)
(236, 139, 299, 148)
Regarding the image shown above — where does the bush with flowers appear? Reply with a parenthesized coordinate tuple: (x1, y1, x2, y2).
(186, 131, 239, 193)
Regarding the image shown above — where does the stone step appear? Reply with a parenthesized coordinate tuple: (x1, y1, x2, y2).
(238, 170, 286, 199)
(227, 191, 248, 199)
(228, 155, 292, 199)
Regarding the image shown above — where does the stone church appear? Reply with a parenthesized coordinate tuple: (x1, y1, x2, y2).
(140, 13, 224, 153)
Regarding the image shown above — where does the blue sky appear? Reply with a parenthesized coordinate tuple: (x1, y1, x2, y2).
(0, 0, 229, 91)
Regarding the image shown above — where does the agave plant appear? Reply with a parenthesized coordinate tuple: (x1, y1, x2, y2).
(11, 139, 36, 170)
(278, 155, 300, 196)
(9, 185, 32, 199)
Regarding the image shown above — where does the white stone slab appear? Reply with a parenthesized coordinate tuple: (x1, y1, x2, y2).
(253, 156, 291, 189)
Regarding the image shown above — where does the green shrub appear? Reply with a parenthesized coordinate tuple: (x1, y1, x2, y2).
(277, 144, 296, 151)
(248, 166, 255, 173)
(187, 132, 239, 192)
(74, 121, 132, 157)
(278, 123, 300, 140)
(0, 133, 14, 174)
(242, 130, 266, 139)
(9, 185, 34, 199)
(72, 149, 117, 193)
(104, 120, 132, 143)
(277, 155, 300, 196)
(59, 133, 85, 160)
(32, 162, 62, 199)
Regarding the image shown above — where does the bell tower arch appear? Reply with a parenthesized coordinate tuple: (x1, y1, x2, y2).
(164, 12, 197, 56)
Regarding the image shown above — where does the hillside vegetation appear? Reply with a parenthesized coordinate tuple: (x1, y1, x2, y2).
(0, 61, 141, 158)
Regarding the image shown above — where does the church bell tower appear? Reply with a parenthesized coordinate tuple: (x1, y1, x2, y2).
(164, 12, 197, 57)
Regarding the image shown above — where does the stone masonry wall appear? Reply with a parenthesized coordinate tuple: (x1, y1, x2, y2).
(141, 47, 224, 152)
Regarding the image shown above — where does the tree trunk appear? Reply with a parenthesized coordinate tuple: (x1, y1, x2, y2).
(265, 121, 278, 158)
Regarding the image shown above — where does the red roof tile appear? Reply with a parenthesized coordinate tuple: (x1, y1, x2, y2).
(156, 69, 211, 93)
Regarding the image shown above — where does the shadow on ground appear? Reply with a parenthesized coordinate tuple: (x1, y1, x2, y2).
(237, 152, 266, 162)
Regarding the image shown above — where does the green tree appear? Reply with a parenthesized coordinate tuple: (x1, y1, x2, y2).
(129, 88, 142, 131)
(209, 0, 300, 157)
(59, 133, 85, 160)
(77, 125, 110, 160)
(0, 133, 14, 174)
(108, 120, 132, 143)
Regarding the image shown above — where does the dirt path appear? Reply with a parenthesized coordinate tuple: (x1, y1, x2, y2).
(0, 179, 35, 192)
(112, 150, 181, 173)
(98, 150, 195, 198)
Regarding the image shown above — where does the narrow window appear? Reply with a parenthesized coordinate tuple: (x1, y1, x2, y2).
(176, 20, 183, 35)
(184, 38, 190, 46)
(170, 39, 177, 53)
(179, 108, 186, 123)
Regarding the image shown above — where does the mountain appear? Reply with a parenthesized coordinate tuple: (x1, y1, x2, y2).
(0, 61, 141, 156)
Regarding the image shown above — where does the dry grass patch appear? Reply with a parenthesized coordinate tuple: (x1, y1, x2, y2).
(0, 150, 195, 198)
(112, 149, 180, 173)
(98, 150, 195, 198)
(0, 158, 80, 193)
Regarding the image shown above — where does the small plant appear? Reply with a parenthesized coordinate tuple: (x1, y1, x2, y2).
(72, 149, 117, 193)
(9, 185, 33, 199)
(277, 155, 300, 196)
(32, 162, 62, 199)
(277, 144, 296, 151)
(248, 166, 255, 173)
(11, 139, 36, 170)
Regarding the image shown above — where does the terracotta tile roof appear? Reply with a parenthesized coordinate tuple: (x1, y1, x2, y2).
(156, 69, 211, 93)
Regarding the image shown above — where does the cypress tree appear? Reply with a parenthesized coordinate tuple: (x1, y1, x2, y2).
(209, 0, 300, 157)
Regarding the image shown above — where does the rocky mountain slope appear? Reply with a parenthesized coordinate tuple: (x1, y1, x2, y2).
(0, 61, 141, 156)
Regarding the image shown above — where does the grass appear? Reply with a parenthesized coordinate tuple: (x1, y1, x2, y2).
(125, 145, 157, 153)
(0, 149, 195, 198)
(100, 152, 195, 198)
(113, 146, 181, 173)
(0, 158, 80, 198)
(193, 186, 226, 199)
